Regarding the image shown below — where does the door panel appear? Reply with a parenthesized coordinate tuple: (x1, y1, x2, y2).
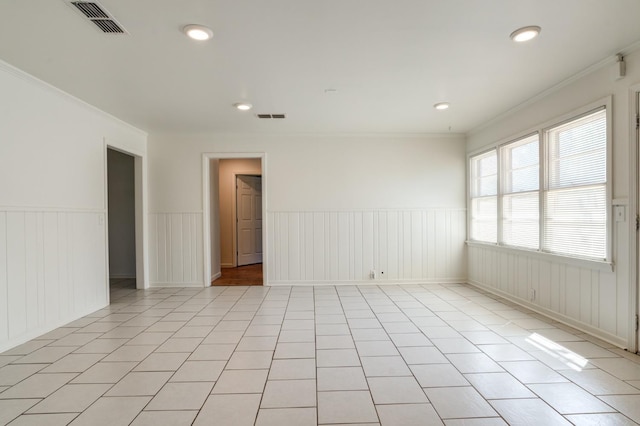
(237, 175, 263, 266)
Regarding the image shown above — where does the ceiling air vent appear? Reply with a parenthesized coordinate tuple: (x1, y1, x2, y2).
(70, 1, 126, 34)
(257, 114, 286, 119)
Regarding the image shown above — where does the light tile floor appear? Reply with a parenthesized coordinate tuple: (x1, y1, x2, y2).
(1, 283, 640, 425)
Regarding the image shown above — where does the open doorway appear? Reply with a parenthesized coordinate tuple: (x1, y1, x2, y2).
(106, 148, 136, 290)
(203, 154, 266, 287)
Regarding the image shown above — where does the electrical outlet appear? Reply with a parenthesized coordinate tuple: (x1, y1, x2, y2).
(529, 288, 536, 301)
(370, 270, 377, 279)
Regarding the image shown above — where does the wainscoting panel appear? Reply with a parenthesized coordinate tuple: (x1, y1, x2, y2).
(468, 244, 624, 346)
(268, 209, 466, 284)
(149, 213, 203, 286)
(0, 209, 108, 352)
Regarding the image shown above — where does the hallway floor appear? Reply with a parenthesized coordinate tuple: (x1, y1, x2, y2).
(213, 264, 263, 286)
(1, 283, 640, 425)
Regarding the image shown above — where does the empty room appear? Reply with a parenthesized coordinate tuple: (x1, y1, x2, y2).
(2, 1, 640, 425)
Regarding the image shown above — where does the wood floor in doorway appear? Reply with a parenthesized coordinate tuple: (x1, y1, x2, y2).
(213, 264, 263, 286)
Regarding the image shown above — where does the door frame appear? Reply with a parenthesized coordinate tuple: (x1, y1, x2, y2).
(235, 174, 263, 267)
(103, 139, 149, 296)
(202, 153, 267, 287)
(631, 85, 640, 352)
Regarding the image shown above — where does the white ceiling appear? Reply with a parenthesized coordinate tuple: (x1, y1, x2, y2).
(1, 0, 639, 134)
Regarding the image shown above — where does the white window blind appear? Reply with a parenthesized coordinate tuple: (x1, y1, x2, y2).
(470, 150, 497, 243)
(544, 109, 607, 260)
(501, 134, 539, 249)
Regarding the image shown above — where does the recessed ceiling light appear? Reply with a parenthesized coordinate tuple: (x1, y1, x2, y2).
(510, 26, 541, 42)
(233, 102, 252, 111)
(434, 102, 450, 110)
(183, 24, 213, 41)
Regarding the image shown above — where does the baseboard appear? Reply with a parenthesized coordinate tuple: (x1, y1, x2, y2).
(0, 302, 108, 353)
(109, 274, 136, 279)
(266, 278, 467, 287)
(210, 271, 222, 282)
(150, 282, 204, 288)
(467, 279, 627, 349)
(221, 263, 234, 268)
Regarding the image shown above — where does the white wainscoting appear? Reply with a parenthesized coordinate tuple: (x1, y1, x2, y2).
(149, 213, 203, 287)
(467, 244, 625, 347)
(267, 209, 466, 285)
(0, 209, 108, 352)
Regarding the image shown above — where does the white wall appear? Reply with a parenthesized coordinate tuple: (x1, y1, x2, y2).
(107, 149, 136, 278)
(218, 158, 262, 267)
(466, 49, 640, 348)
(148, 133, 467, 286)
(0, 61, 147, 352)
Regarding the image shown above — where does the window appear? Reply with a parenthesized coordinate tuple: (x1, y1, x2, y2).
(468, 105, 609, 262)
(544, 109, 607, 260)
(469, 150, 497, 243)
(501, 134, 539, 249)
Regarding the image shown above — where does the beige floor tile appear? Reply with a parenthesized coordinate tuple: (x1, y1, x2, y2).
(431, 338, 481, 354)
(12, 347, 75, 364)
(260, 379, 316, 408)
(426, 386, 497, 419)
(268, 359, 316, 380)
(317, 391, 378, 424)
(0, 373, 76, 399)
(103, 345, 156, 362)
(410, 364, 469, 387)
(106, 371, 172, 396)
(559, 368, 640, 395)
(130, 410, 197, 426)
(155, 338, 203, 353)
(170, 360, 225, 382)
(101, 326, 147, 339)
(351, 328, 390, 341)
(355, 340, 399, 357)
(0, 399, 40, 425)
(0, 364, 47, 386)
(7, 413, 78, 426)
(368, 377, 428, 404)
(277, 330, 316, 343)
(504, 358, 572, 381)
(361, 356, 411, 377)
(226, 351, 273, 369)
(28, 383, 110, 413)
(237, 336, 278, 351)
(201, 331, 244, 344)
(146, 382, 213, 410)
(465, 372, 535, 399)
(212, 369, 268, 394)
(73, 361, 136, 383)
(591, 358, 640, 381)
(479, 344, 535, 362)
(275, 342, 316, 359)
(317, 349, 360, 367)
(317, 367, 368, 391)
(446, 353, 504, 373)
(376, 403, 443, 426)
(135, 353, 189, 371)
(256, 407, 316, 426)
(388, 333, 432, 347)
(443, 419, 507, 426)
(564, 413, 638, 426)
(490, 398, 571, 425)
(399, 346, 448, 365)
(194, 393, 261, 426)
(68, 396, 150, 426)
(529, 382, 615, 414)
(42, 354, 105, 373)
(73, 338, 129, 354)
(316, 335, 355, 349)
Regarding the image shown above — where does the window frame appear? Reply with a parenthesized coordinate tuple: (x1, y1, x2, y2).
(466, 96, 613, 269)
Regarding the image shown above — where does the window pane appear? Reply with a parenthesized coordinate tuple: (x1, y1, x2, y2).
(544, 186, 606, 260)
(471, 196, 497, 243)
(503, 192, 539, 249)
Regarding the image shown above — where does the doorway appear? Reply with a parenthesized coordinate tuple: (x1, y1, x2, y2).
(202, 154, 266, 287)
(106, 148, 136, 291)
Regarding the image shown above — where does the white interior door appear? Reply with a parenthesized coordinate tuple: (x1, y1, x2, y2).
(236, 175, 262, 266)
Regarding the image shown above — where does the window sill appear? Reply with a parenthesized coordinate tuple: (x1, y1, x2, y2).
(465, 241, 614, 273)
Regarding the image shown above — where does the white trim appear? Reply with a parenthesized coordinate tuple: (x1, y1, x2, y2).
(467, 279, 627, 349)
(465, 240, 614, 273)
(267, 278, 467, 287)
(202, 152, 268, 287)
(210, 271, 222, 282)
(0, 206, 106, 213)
(150, 282, 204, 288)
(629, 83, 640, 352)
(104, 139, 149, 290)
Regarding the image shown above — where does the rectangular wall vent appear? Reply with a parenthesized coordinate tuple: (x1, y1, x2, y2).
(257, 114, 286, 119)
(70, 1, 126, 34)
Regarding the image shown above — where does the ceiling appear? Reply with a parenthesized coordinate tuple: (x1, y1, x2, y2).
(1, 0, 639, 134)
